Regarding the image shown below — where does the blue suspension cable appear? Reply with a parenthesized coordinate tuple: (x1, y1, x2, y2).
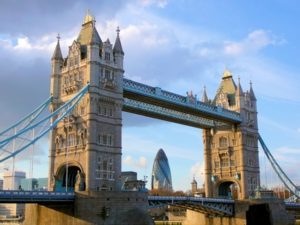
(0, 85, 89, 162)
(0, 97, 52, 137)
(258, 135, 300, 198)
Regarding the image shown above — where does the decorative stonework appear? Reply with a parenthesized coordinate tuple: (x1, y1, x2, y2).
(49, 13, 124, 192)
(203, 70, 259, 199)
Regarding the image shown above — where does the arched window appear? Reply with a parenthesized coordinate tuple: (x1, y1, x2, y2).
(219, 137, 228, 148)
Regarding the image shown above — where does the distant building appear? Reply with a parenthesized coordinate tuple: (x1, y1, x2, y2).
(191, 177, 197, 194)
(20, 178, 48, 191)
(0, 180, 3, 190)
(0, 171, 26, 218)
(121, 171, 146, 191)
(151, 149, 172, 191)
(190, 177, 205, 197)
(2, 171, 26, 190)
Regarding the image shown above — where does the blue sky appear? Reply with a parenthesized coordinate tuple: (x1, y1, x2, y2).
(0, 0, 300, 191)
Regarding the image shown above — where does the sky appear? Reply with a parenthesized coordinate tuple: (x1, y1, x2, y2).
(0, 0, 300, 191)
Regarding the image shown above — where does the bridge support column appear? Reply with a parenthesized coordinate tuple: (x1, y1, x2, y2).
(183, 200, 294, 225)
(203, 129, 213, 198)
(23, 191, 153, 225)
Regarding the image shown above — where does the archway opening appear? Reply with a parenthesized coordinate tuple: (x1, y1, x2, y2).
(246, 204, 271, 225)
(55, 165, 82, 192)
(218, 181, 238, 199)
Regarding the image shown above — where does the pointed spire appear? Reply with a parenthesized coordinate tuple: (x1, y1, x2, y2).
(191, 176, 197, 184)
(113, 26, 124, 55)
(249, 81, 256, 101)
(89, 27, 101, 45)
(83, 9, 95, 25)
(222, 68, 232, 79)
(105, 38, 111, 44)
(202, 86, 209, 103)
(51, 34, 63, 60)
(236, 76, 243, 96)
(77, 10, 102, 45)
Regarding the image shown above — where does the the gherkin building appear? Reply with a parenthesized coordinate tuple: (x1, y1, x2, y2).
(151, 149, 172, 191)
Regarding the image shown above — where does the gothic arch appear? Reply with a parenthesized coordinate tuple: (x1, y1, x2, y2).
(216, 179, 241, 199)
(55, 161, 85, 191)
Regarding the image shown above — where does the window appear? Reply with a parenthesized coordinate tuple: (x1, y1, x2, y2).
(221, 157, 229, 167)
(101, 185, 108, 191)
(248, 176, 257, 192)
(232, 139, 236, 146)
(247, 135, 255, 147)
(99, 134, 113, 146)
(96, 171, 101, 179)
(102, 135, 107, 145)
(219, 137, 228, 148)
(109, 108, 113, 117)
(105, 70, 110, 79)
(103, 160, 108, 171)
(67, 133, 76, 147)
(103, 173, 107, 179)
(105, 52, 110, 61)
(80, 107, 85, 116)
(108, 135, 113, 146)
(230, 160, 235, 166)
(214, 161, 220, 168)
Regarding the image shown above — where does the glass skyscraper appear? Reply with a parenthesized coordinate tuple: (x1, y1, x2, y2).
(151, 149, 172, 191)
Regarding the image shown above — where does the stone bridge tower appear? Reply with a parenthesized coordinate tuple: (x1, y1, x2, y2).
(203, 70, 259, 199)
(49, 12, 124, 192)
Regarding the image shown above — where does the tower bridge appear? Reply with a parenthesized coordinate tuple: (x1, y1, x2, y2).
(0, 11, 300, 225)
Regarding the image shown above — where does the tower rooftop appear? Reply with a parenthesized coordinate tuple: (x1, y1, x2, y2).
(82, 10, 95, 25)
(77, 11, 102, 45)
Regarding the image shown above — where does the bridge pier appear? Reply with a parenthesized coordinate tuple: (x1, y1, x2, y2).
(23, 191, 153, 225)
(183, 199, 294, 225)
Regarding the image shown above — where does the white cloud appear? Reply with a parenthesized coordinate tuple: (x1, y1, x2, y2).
(190, 162, 204, 184)
(224, 29, 283, 56)
(123, 155, 148, 169)
(139, 0, 168, 8)
(14, 37, 32, 50)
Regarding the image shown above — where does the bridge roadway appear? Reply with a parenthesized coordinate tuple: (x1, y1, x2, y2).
(1, 191, 300, 216)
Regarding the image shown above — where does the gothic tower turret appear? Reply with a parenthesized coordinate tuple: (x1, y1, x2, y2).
(48, 11, 124, 192)
(50, 36, 63, 110)
(113, 27, 124, 70)
(203, 70, 259, 199)
(191, 177, 198, 195)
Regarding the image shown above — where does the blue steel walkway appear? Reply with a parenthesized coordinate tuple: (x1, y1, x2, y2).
(123, 78, 242, 128)
(0, 190, 75, 203)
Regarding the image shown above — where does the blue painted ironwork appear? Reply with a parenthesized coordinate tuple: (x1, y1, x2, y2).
(0, 190, 74, 203)
(0, 85, 89, 163)
(285, 202, 300, 210)
(148, 196, 234, 216)
(259, 135, 300, 200)
(123, 98, 215, 128)
(0, 96, 52, 150)
(0, 97, 52, 138)
(123, 78, 242, 124)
